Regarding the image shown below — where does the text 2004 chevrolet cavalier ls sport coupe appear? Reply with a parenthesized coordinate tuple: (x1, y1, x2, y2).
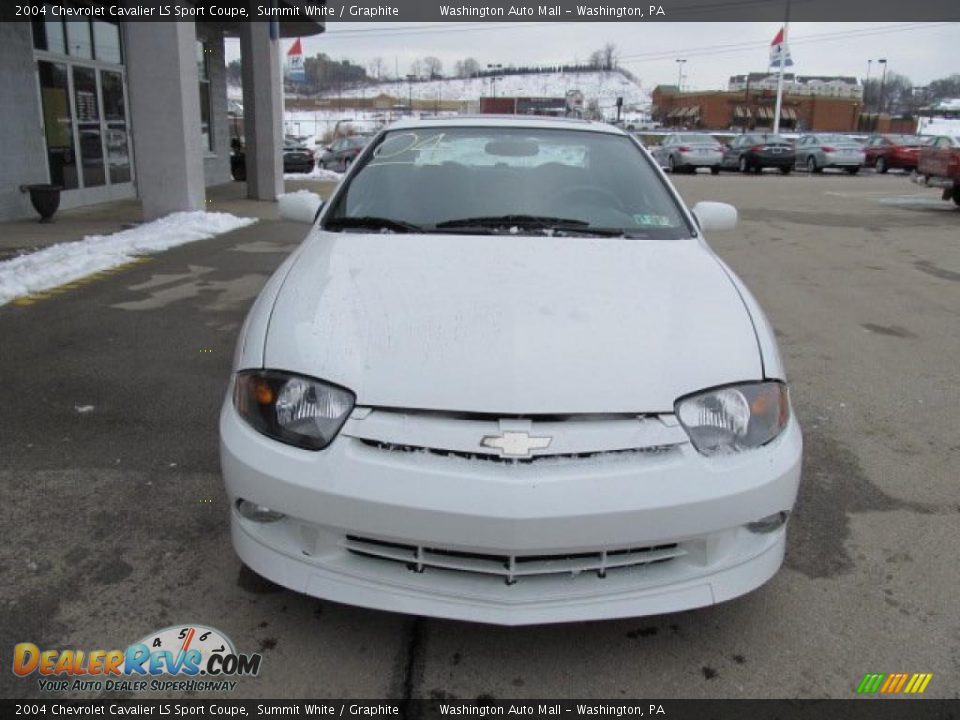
(220, 116, 803, 625)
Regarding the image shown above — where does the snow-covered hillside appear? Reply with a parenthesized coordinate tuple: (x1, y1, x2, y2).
(321, 70, 650, 115)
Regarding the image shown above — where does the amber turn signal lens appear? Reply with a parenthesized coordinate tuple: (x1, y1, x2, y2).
(255, 381, 274, 405)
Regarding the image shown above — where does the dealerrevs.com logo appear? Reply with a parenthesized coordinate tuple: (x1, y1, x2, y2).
(13, 624, 261, 693)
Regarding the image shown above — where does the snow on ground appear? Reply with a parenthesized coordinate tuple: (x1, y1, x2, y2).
(273, 70, 650, 141)
(278, 190, 323, 224)
(327, 70, 649, 111)
(283, 164, 343, 181)
(917, 116, 960, 138)
(0, 211, 256, 307)
(285, 109, 406, 142)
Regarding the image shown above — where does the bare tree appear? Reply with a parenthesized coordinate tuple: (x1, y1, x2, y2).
(410, 58, 424, 79)
(460, 57, 480, 77)
(368, 57, 384, 81)
(423, 56, 443, 78)
(602, 43, 618, 70)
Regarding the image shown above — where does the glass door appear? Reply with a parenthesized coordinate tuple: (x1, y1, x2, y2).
(100, 69, 131, 184)
(37, 60, 79, 190)
(72, 65, 106, 188)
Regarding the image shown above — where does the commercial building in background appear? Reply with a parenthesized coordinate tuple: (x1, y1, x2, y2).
(652, 85, 877, 133)
(0, 6, 323, 222)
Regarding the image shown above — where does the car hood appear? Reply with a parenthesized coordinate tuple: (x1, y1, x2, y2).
(263, 232, 763, 414)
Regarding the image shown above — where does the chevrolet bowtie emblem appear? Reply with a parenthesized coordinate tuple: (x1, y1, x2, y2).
(480, 431, 552, 458)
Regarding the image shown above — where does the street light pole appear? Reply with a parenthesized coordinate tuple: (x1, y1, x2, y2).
(675, 59, 686, 91)
(487, 63, 502, 101)
(865, 59, 872, 111)
(878, 58, 888, 115)
(405, 74, 416, 114)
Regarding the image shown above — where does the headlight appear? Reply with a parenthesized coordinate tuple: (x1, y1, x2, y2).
(233, 370, 355, 450)
(675, 381, 789, 456)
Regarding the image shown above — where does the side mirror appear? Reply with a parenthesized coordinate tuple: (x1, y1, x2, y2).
(278, 191, 323, 224)
(692, 201, 738, 232)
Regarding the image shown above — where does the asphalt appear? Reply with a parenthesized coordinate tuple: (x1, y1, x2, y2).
(1, 171, 957, 700)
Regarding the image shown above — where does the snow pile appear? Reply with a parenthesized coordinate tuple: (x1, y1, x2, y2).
(0, 211, 256, 307)
(284, 165, 343, 181)
(323, 70, 649, 113)
(278, 191, 322, 224)
(917, 116, 960, 138)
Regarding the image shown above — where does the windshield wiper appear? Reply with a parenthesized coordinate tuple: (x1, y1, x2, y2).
(435, 214, 590, 230)
(434, 215, 635, 237)
(325, 216, 424, 233)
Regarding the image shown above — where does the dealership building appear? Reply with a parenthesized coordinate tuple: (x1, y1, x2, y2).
(0, 7, 323, 222)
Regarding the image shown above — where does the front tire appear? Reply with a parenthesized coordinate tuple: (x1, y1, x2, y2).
(739, 156, 750, 174)
(876, 157, 888, 174)
(807, 156, 822, 174)
(711, 166, 721, 175)
(668, 155, 677, 173)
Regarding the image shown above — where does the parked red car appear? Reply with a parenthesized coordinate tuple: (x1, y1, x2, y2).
(914, 134, 960, 207)
(863, 134, 933, 174)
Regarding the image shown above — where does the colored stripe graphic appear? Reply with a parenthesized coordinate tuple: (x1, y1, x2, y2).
(857, 672, 932, 694)
(857, 673, 885, 694)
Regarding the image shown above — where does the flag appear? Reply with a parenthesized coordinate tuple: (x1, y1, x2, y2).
(285, 38, 305, 83)
(769, 27, 794, 68)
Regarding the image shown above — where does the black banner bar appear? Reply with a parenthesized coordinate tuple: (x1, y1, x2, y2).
(2, 0, 959, 22)
(1, 700, 959, 719)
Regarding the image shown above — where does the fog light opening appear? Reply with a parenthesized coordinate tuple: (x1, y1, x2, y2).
(236, 499, 286, 523)
(745, 511, 789, 534)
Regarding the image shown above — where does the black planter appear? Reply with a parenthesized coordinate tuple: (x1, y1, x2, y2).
(22, 184, 63, 223)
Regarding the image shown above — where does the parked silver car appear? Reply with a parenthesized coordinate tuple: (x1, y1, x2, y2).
(795, 134, 865, 174)
(652, 133, 724, 174)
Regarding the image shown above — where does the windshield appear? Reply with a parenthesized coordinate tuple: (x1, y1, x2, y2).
(324, 127, 693, 240)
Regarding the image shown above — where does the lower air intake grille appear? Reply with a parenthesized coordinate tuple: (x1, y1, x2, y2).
(344, 535, 685, 585)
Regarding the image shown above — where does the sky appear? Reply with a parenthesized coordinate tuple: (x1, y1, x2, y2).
(225, 22, 959, 91)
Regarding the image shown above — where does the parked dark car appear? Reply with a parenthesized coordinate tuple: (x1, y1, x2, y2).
(721, 133, 795, 174)
(282, 141, 315, 173)
(864, 134, 934, 174)
(318, 135, 371, 172)
(230, 139, 315, 181)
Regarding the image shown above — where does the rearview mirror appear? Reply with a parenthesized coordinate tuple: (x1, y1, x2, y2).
(278, 191, 323, 224)
(691, 201, 738, 232)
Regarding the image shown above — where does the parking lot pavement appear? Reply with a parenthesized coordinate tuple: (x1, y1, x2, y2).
(1, 172, 957, 700)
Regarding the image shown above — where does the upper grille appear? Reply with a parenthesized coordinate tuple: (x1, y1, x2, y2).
(344, 535, 685, 585)
(342, 408, 689, 462)
(357, 438, 677, 464)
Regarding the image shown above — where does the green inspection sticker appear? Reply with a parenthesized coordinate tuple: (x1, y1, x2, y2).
(633, 214, 673, 227)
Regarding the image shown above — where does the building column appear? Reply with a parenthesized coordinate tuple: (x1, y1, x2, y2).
(240, 22, 283, 201)
(125, 22, 205, 220)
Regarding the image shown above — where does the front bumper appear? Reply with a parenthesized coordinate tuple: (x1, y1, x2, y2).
(220, 403, 802, 624)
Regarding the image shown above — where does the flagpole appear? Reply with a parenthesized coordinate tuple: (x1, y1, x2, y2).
(773, 0, 791, 134)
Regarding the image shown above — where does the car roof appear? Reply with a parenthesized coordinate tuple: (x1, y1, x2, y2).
(385, 115, 627, 136)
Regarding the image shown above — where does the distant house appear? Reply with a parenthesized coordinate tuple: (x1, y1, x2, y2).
(728, 73, 862, 99)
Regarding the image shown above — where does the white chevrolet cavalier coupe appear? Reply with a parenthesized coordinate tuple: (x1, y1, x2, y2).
(220, 117, 802, 625)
